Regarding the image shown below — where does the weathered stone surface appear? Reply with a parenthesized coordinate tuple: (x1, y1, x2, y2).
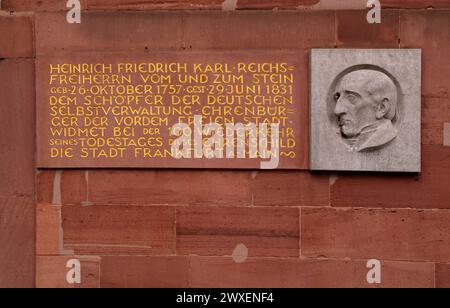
(422, 96, 450, 145)
(87, 170, 253, 206)
(383, 0, 450, 8)
(87, 0, 222, 10)
(35, 11, 335, 54)
(331, 145, 450, 209)
(36, 256, 100, 288)
(237, 0, 319, 10)
(182, 11, 335, 50)
(0, 58, 35, 288)
(0, 16, 34, 58)
(62, 204, 176, 255)
(400, 10, 450, 104)
(37, 170, 89, 206)
(37, 170, 55, 205)
(2, 0, 87, 11)
(310, 49, 421, 172)
(36, 203, 63, 255)
(101, 256, 190, 288)
(190, 257, 435, 288)
(177, 206, 299, 257)
(7, 0, 450, 11)
(302, 207, 450, 262)
(35, 12, 184, 55)
(0, 59, 35, 196)
(436, 264, 450, 288)
(0, 197, 35, 288)
(251, 171, 330, 207)
(336, 10, 399, 48)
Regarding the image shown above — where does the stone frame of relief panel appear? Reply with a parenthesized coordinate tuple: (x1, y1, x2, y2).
(310, 49, 422, 172)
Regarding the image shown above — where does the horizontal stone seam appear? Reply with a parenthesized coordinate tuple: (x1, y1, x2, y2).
(298, 253, 449, 264)
(317, 206, 450, 212)
(184, 255, 439, 265)
(3, 8, 450, 12)
(0, 193, 35, 199)
(53, 203, 450, 211)
(36, 253, 442, 265)
(0, 56, 35, 60)
(0, 11, 34, 16)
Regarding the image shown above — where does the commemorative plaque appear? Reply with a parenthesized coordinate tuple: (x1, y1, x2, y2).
(37, 52, 307, 169)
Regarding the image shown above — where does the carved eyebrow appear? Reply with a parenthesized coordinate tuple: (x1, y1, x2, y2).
(344, 90, 361, 97)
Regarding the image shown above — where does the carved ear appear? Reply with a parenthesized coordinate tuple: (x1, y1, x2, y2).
(376, 98, 390, 119)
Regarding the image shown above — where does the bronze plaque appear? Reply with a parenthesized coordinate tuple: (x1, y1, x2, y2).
(37, 52, 307, 169)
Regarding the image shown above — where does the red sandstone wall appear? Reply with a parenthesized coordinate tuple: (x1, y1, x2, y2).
(0, 0, 450, 288)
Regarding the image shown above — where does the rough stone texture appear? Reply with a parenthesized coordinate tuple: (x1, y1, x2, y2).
(37, 170, 55, 205)
(331, 145, 450, 209)
(88, 0, 223, 10)
(42, 169, 331, 207)
(101, 256, 190, 288)
(382, 0, 450, 8)
(36, 256, 100, 288)
(2, 0, 87, 11)
(402, 11, 450, 146)
(336, 10, 400, 48)
(0, 197, 35, 288)
(36, 203, 63, 256)
(62, 204, 176, 255)
(190, 257, 435, 288)
(0, 58, 35, 287)
(4, 0, 450, 11)
(35, 12, 185, 55)
(0, 16, 34, 58)
(251, 171, 330, 207)
(34, 11, 335, 55)
(182, 11, 335, 50)
(86, 170, 253, 206)
(422, 97, 450, 145)
(310, 49, 422, 172)
(436, 264, 450, 288)
(177, 206, 300, 257)
(302, 207, 450, 263)
(238, 0, 319, 9)
(37, 170, 88, 206)
(0, 59, 35, 197)
(400, 10, 450, 98)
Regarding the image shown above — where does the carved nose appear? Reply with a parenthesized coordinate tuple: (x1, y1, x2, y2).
(334, 100, 347, 116)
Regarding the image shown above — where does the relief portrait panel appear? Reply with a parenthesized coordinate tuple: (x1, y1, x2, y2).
(311, 49, 421, 172)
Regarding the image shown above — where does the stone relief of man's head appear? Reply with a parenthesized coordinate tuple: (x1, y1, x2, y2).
(334, 69, 398, 150)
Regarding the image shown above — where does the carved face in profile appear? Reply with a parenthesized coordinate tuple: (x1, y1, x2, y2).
(333, 69, 399, 151)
